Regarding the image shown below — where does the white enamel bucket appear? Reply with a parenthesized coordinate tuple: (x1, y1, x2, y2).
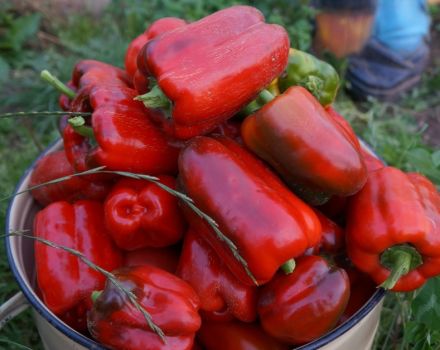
(2, 139, 386, 350)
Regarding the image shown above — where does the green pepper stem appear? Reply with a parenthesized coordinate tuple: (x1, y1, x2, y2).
(379, 248, 413, 290)
(258, 89, 275, 104)
(134, 84, 170, 110)
(68, 116, 95, 139)
(91, 290, 102, 303)
(40, 70, 76, 99)
(281, 259, 296, 274)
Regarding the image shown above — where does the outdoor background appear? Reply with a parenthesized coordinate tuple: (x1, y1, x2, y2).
(0, 0, 439, 349)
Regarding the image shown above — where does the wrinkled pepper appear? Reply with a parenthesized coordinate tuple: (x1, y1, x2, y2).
(197, 320, 290, 350)
(242, 86, 367, 205)
(279, 48, 340, 106)
(177, 229, 257, 322)
(123, 245, 181, 273)
(88, 265, 201, 350)
(34, 200, 123, 331)
(62, 60, 181, 175)
(104, 177, 186, 251)
(258, 255, 350, 345)
(136, 6, 289, 140)
(125, 17, 187, 78)
(346, 166, 440, 291)
(29, 150, 111, 206)
(178, 136, 321, 286)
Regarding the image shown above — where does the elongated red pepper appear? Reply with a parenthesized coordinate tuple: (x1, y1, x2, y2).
(197, 320, 290, 350)
(104, 177, 186, 251)
(29, 150, 111, 206)
(346, 166, 440, 291)
(125, 17, 186, 78)
(34, 200, 123, 331)
(123, 245, 181, 273)
(242, 86, 367, 205)
(179, 136, 321, 286)
(136, 6, 289, 140)
(63, 60, 181, 175)
(88, 265, 201, 350)
(258, 255, 350, 345)
(177, 229, 257, 322)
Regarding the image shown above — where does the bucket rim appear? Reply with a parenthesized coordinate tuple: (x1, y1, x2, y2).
(5, 139, 387, 350)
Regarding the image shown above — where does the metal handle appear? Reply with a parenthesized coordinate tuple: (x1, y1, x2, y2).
(0, 292, 29, 329)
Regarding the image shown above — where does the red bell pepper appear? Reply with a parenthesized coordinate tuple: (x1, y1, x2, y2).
(197, 320, 290, 350)
(63, 59, 181, 175)
(178, 136, 321, 286)
(88, 265, 201, 350)
(125, 17, 186, 78)
(29, 150, 111, 206)
(177, 229, 257, 322)
(258, 255, 350, 345)
(123, 245, 181, 273)
(346, 166, 440, 291)
(34, 200, 123, 331)
(306, 210, 345, 256)
(136, 6, 289, 140)
(241, 86, 367, 205)
(104, 177, 186, 251)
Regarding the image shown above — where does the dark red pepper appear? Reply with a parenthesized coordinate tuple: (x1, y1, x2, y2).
(258, 255, 350, 345)
(306, 209, 345, 256)
(241, 86, 367, 205)
(197, 320, 290, 350)
(177, 229, 257, 322)
(123, 245, 181, 274)
(29, 150, 111, 206)
(34, 200, 123, 331)
(88, 265, 201, 350)
(104, 177, 186, 251)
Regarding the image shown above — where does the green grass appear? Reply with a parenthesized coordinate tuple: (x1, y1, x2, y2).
(0, 0, 439, 349)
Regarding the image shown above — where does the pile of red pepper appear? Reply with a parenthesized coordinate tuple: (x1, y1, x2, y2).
(29, 5, 440, 350)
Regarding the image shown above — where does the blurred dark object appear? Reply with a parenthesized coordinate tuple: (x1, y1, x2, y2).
(346, 39, 430, 101)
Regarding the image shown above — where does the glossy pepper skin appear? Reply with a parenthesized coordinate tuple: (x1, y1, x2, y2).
(34, 200, 123, 330)
(136, 6, 289, 140)
(177, 229, 257, 322)
(242, 86, 367, 205)
(63, 60, 181, 175)
(125, 17, 186, 78)
(346, 166, 440, 292)
(258, 255, 350, 345)
(197, 320, 290, 350)
(29, 150, 111, 206)
(178, 136, 321, 286)
(104, 177, 186, 251)
(88, 265, 201, 350)
(279, 48, 340, 106)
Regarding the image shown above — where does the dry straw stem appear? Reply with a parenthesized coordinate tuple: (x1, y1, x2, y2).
(3, 166, 257, 285)
(0, 111, 92, 119)
(5, 230, 167, 343)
